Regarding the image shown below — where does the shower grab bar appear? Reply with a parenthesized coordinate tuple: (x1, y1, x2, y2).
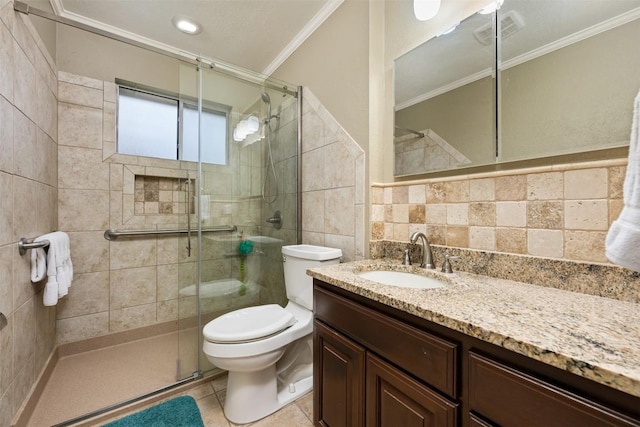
(104, 225, 237, 241)
(18, 237, 50, 256)
(104, 225, 238, 240)
(394, 126, 425, 138)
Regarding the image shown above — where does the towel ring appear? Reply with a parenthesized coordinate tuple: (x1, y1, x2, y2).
(18, 237, 50, 256)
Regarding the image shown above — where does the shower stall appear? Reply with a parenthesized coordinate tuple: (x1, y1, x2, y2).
(17, 3, 301, 424)
(180, 64, 302, 381)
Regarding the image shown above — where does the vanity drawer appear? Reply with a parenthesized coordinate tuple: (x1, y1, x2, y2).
(469, 352, 640, 426)
(314, 284, 458, 397)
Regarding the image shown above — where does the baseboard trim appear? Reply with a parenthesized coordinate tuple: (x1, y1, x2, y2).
(12, 348, 60, 427)
(57, 320, 179, 357)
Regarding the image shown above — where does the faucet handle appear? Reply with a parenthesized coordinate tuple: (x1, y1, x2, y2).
(402, 248, 411, 266)
(441, 254, 460, 273)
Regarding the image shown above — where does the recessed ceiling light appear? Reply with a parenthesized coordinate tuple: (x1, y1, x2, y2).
(172, 15, 201, 35)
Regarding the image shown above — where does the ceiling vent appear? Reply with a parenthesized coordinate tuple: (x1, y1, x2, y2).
(473, 10, 525, 46)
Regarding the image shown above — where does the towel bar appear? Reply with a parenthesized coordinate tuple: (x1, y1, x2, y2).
(18, 237, 50, 256)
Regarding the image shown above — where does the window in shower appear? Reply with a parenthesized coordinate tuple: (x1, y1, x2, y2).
(116, 82, 229, 165)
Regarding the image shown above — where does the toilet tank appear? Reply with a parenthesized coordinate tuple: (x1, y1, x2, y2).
(282, 245, 342, 310)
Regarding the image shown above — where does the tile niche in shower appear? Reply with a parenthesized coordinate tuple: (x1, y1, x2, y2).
(134, 175, 195, 216)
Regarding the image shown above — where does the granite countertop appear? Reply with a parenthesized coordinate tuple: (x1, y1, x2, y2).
(307, 259, 640, 398)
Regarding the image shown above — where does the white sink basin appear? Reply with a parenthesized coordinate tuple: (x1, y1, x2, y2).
(358, 270, 447, 289)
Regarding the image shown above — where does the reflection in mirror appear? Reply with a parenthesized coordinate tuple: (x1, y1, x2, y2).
(394, 0, 640, 178)
(394, 10, 496, 177)
(499, 0, 640, 162)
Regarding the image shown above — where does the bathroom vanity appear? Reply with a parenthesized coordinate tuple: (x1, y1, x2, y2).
(309, 260, 640, 427)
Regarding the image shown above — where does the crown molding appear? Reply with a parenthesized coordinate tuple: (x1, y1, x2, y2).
(397, 6, 640, 110)
(261, 0, 344, 76)
(48, 0, 199, 61)
(500, 5, 640, 70)
(395, 67, 493, 111)
(48, 0, 341, 83)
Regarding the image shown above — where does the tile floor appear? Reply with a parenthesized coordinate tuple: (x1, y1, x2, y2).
(25, 330, 313, 426)
(100, 376, 314, 427)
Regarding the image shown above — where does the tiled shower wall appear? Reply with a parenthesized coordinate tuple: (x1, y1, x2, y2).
(56, 71, 271, 344)
(301, 89, 366, 262)
(0, 3, 58, 425)
(371, 160, 626, 264)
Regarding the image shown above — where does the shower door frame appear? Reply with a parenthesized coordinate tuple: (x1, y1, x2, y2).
(15, 2, 302, 424)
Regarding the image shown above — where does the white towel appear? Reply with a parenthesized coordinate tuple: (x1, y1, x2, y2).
(30, 231, 73, 306)
(606, 89, 640, 272)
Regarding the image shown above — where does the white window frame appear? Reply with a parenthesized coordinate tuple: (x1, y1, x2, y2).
(116, 80, 231, 165)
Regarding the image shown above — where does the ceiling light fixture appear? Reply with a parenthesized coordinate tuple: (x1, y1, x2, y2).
(172, 15, 201, 35)
(413, 0, 441, 21)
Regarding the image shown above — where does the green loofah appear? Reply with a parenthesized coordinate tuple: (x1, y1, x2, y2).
(238, 239, 254, 256)
(237, 239, 254, 294)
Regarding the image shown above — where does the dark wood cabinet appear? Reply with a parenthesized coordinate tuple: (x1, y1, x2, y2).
(366, 353, 458, 427)
(314, 283, 458, 427)
(468, 413, 495, 427)
(313, 319, 365, 427)
(313, 279, 640, 427)
(468, 352, 640, 427)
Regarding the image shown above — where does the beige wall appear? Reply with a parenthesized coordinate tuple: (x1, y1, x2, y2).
(395, 77, 495, 166)
(271, 0, 370, 257)
(272, 0, 370, 154)
(0, 2, 58, 424)
(300, 89, 365, 261)
(500, 18, 640, 161)
(56, 25, 184, 94)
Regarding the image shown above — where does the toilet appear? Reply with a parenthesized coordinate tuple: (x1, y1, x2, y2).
(202, 244, 342, 424)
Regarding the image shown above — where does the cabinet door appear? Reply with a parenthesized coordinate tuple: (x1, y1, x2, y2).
(469, 352, 640, 427)
(469, 413, 496, 427)
(313, 320, 365, 427)
(366, 353, 458, 427)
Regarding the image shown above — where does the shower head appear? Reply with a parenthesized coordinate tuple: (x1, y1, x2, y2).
(261, 92, 271, 104)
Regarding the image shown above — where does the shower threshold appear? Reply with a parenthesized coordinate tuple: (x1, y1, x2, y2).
(53, 372, 203, 427)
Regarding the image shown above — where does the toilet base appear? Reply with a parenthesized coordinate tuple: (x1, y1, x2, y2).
(223, 365, 313, 424)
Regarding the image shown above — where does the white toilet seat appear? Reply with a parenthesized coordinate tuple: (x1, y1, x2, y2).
(203, 304, 296, 343)
(203, 302, 312, 359)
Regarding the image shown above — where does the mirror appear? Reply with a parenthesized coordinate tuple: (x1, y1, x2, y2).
(394, 0, 640, 177)
(394, 10, 496, 177)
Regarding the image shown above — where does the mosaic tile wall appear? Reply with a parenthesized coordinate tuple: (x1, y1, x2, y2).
(133, 176, 194, 216)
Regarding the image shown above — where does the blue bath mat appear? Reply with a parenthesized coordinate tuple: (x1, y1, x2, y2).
(103, 396, 204, 427)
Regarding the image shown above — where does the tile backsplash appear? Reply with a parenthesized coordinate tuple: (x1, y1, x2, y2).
(371, 160, 627, 265)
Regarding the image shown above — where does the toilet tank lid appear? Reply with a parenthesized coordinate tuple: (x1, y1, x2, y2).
(282, 245, 342, 261)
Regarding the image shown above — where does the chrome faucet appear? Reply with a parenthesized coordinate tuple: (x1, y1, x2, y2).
(409, 231, 435, 269)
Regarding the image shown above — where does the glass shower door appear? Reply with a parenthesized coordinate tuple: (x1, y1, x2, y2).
(189, 66, 300, 377)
